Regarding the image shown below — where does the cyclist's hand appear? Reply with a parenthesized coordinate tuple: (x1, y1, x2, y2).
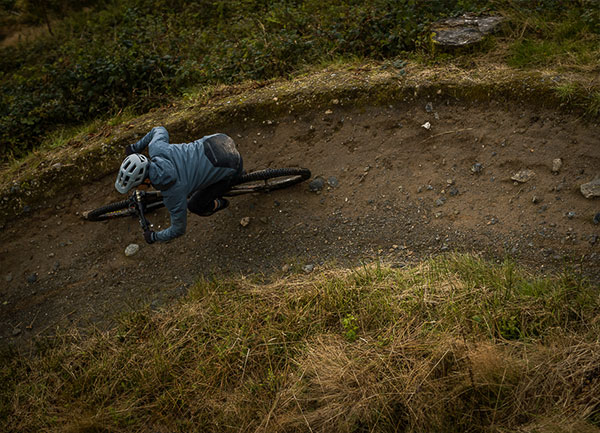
(143, 230, 156, 244)
(125, 145, 134, 156)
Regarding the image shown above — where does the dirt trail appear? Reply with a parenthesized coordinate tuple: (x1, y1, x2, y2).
(1, 99, 599, 346)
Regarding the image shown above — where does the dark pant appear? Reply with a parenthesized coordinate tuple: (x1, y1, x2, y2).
(187, 167, 243, 216)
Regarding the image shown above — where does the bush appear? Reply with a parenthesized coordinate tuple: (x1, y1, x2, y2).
(0, 0, 597, 160)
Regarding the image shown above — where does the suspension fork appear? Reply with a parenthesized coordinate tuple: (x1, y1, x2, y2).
(133, 190, 151, 232)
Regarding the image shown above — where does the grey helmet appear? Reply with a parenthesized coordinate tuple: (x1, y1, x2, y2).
(115, 154, 150, 194)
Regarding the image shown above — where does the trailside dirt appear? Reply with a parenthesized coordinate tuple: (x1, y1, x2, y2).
(1, 99, 599, 347)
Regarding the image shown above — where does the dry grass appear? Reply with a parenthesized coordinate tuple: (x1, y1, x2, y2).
(1, 254, 599, 432)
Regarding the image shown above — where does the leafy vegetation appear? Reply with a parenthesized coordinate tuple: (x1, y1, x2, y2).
(1, 255, 599, 432)
(1, 0, 598, 161)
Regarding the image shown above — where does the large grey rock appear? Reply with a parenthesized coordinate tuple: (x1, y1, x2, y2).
(432, 13, 504, 47)
(580, 178, 600, 198)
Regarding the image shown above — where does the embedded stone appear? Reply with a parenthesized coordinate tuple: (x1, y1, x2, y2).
(511, 169, 535, 183)
(580, 178, 600, 198)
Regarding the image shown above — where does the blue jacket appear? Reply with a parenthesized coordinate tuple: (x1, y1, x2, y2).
(131, 126, 241, 242)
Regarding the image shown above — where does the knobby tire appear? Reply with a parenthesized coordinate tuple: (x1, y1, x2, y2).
(225, 168, 311, 196)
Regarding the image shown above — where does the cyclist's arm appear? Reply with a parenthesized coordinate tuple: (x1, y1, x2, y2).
(154, 194, 187, 242)
(131, 126, 170, 153)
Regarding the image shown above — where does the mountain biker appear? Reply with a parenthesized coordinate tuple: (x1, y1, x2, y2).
(115, 126, 243, 244)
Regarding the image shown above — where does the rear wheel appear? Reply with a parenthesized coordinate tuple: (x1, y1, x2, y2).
(225, 168, 311, 196)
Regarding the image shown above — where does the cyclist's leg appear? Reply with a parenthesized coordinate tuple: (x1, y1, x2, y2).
(188, 179, 231, 216)
(188, 165, 243, 216)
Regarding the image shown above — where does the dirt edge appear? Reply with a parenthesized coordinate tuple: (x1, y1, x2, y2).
(1, 62, 598, 226)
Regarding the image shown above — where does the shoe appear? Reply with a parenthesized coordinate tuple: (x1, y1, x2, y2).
(195, 198, 229, 216)
(213, 198, 229, 212)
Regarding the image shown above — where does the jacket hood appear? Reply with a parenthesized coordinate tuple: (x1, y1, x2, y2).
(149, 156, 177, 191)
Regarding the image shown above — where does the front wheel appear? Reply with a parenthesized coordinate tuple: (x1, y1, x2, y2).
(84, 191, 164, 221)
(225, 168, 311, 196)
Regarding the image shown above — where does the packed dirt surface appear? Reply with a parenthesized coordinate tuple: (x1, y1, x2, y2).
(1, 99, 599, 347)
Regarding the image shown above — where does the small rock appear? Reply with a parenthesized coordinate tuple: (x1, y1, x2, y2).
(240, 217, 251, 227)
(511, 169, 536, 183)
(426, 185, 434, 191)
(259, 217, 268, 224)
(27, 273, 38, 284)
(594, 212, 600, 225)
(425, 102, 433, 112)
(302, 264, 314, 274)
(532, 196, 540, 204)
(446, 179, 455, 185)
(551, 158, 562, 174)
(436, 197, 446, 206)
(53, 262, 60, 272)
(580, 178, 600, 198)
(471, 163, 483, 174)
(566, 211, 575, 220)
(309, 177, 325, 192)
(5, 273, 12, 282)
(282, 264, 290, 273)
(324, 109, 333, 115)
(449, 186, 459, 196)
(12, 328, 21, 337)
(590, 235, 599, 245)
(487, 217, 499, 225)
(421, 121, 431, 130)
(327, 176, 339, 188)
(124, 244, 140, 257)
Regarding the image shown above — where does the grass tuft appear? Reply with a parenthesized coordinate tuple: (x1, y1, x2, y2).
(1, 254, 600, 432)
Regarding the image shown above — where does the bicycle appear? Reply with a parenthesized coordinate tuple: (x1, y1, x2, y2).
(83, 167, 311, 233)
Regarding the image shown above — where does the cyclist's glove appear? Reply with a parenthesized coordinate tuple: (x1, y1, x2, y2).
(125, 145, 134, 156)
(144, 230, 156, 244)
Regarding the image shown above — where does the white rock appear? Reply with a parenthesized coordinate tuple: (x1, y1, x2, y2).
(552, 158, 562, 173)
(421, 121, 431, 130)
(303, 264, 314, 273)
(125, 244, 140, 257)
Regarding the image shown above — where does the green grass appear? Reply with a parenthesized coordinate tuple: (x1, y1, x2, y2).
(2, 254, 599, 432)
(1, 0, 599, 160)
